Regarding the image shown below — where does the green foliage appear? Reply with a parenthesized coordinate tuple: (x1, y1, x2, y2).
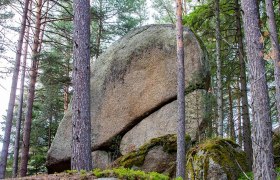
(93, 167, 169, 180)
(91, 0, 147, 55)
(151, 0, 175, 24)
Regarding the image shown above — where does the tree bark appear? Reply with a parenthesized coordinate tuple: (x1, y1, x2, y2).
(0, 0, 30, 178)
(95, 0, 103, 59)
(241, 0, 276, 178)
(175, 0, 186, 178)
(235, 0, 253, 170)
(227, 84, 236, 141)
(20, 0, 43, 176)
(48, 116, 52, 148)
(264, 0, 280, 125)
(237, 89, 243, 147)
(12, 2, 32, 177)
(63, 57, 70, 113)
(215, 0, 223, 137)
(71, 0, 92, 171)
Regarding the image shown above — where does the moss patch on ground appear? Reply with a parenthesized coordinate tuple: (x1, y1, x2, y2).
(186, 138, 248, 180)
(93, 167, 169, 180)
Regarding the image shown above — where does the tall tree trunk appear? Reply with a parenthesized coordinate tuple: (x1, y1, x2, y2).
(215, 0, 223, 137)
(0, 0, 30, 178)
(95, 0, 103, 59)
(71, 0, 92, 171)
(64, 56, 71, 113)
(175, 0, 186, 178)
(20, 0, 43, 176)
(228, 84, 236, 140)
(241, 0, 276, 178)
(48, 116, 52, 148)
(12, 1, 32, 176)
(237, 89, 243, 147)
(63, 85, 69, 112)
(264, 0, 280, 125)
(235, 0, 253, 170)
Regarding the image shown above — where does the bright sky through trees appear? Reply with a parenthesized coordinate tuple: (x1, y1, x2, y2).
(0, 9, 20, 150)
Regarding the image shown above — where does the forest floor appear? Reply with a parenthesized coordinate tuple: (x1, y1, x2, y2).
(6, 172, 103, 180)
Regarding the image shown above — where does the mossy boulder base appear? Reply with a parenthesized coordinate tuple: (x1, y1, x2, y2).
(47, 24, 210, 172)
(186, 138, 248, 180)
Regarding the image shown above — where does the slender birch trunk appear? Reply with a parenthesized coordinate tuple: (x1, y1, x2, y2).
(0, 0, 30, 178)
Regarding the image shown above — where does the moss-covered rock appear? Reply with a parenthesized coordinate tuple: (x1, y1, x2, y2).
(112, 134, 191, 176)
(186, 138, 248, 180)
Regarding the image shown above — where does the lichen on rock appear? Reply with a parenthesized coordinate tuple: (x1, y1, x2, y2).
(186, 138, 248, 180)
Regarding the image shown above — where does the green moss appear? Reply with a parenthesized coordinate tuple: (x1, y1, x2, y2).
(273, 133, 280, 167)
(238, 167, 280, 180)
(186, 138, 248, 179)
(114, 134, 191, 168)
(65, 169, 78, 174)
(92, 167, 169, 180)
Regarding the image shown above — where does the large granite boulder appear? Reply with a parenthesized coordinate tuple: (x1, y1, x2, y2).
(47, 24, 209, 172)
(120, 89, 207, 155)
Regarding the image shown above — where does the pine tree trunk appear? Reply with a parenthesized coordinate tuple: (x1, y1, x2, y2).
(20, 0, 43, 176)
(71, 0, 92, 171)
(0, 0, 30, 178)
(63, 85, 69, 112)
(175, 0, 186, 178)
(48, 116, 52, 148)
(237, 91, 243, 147)
(228, 84, 236, 140)
(12, 2, 32, 176)
(215, 0, 223, 137)
(241, 0, 276, 178)
(63, 58, 70, 113)
(95, 0, 103, 59)
(264, 0, 280, 125)
(235, 0, 253, 170)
